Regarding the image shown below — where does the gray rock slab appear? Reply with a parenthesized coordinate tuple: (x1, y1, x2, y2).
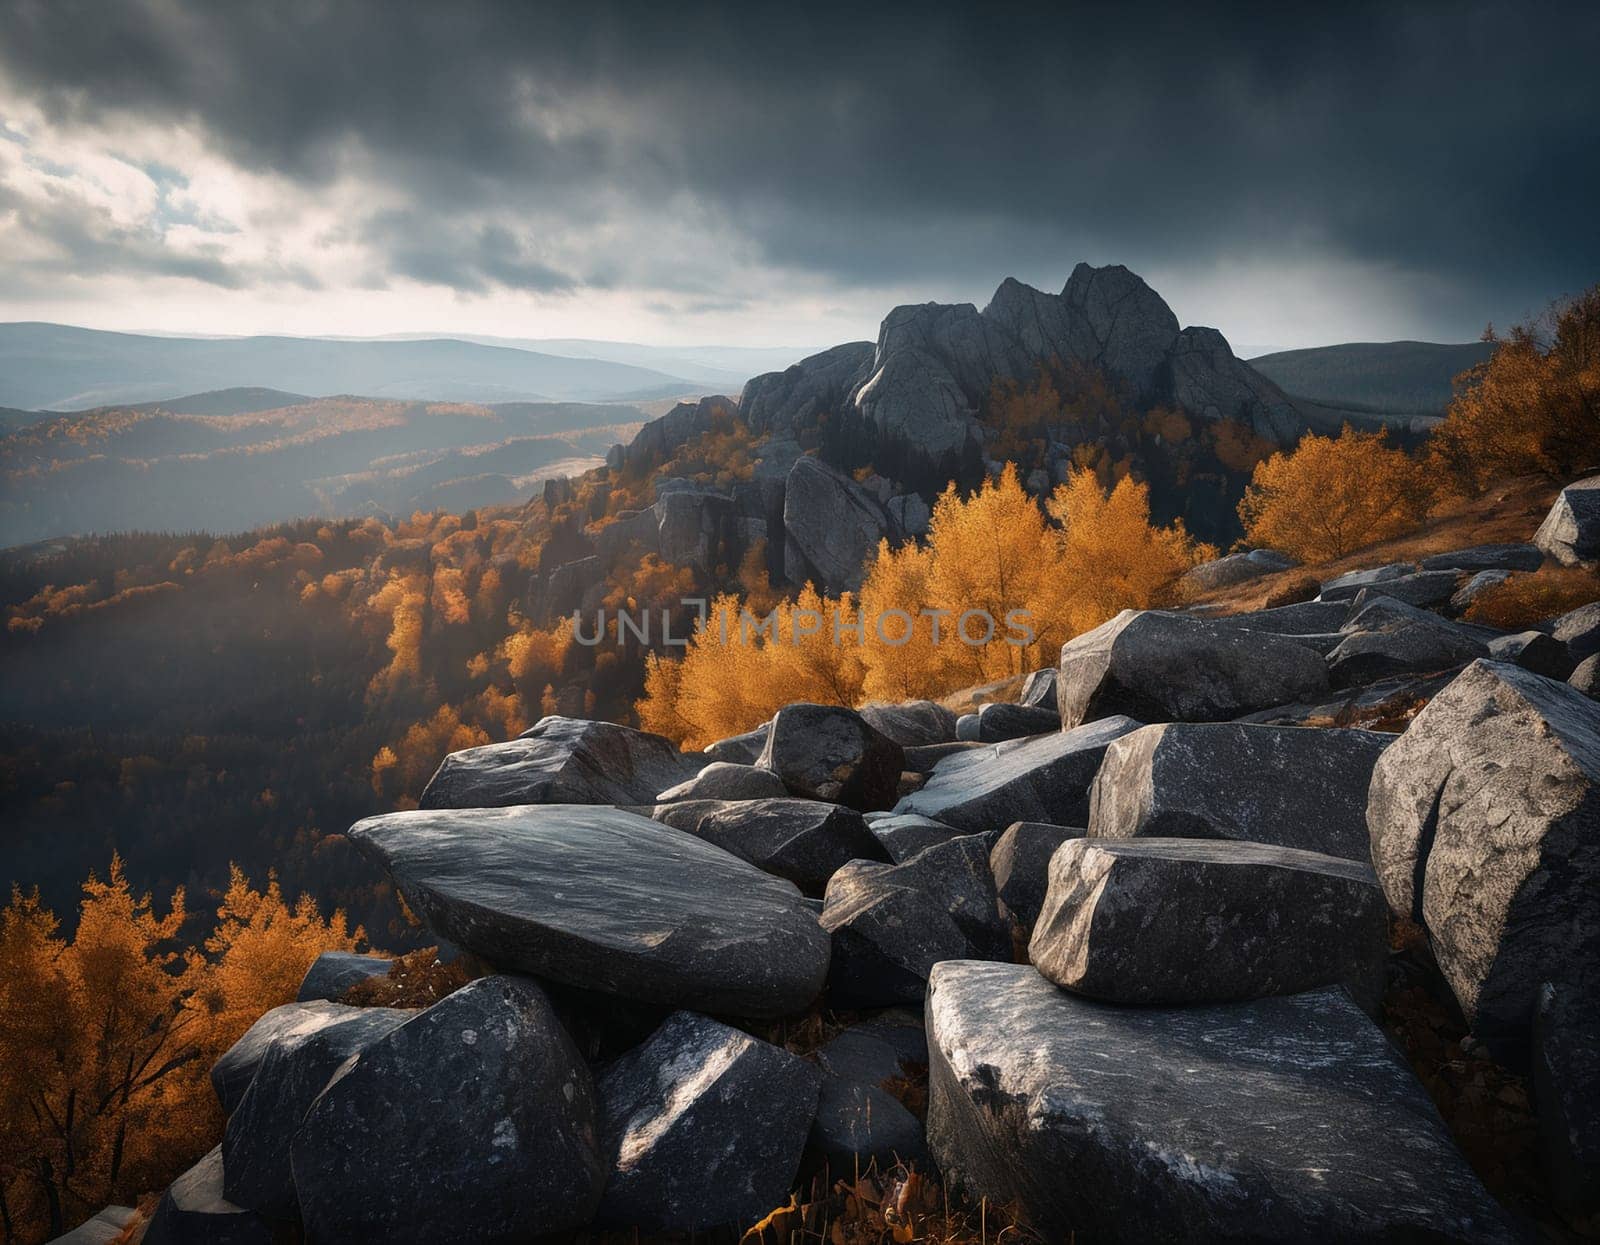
(346, 804, 830, 1017)
(925, 962, 1516, 1243)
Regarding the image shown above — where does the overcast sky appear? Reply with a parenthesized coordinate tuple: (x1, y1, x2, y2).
(1, 1, 1596, 353)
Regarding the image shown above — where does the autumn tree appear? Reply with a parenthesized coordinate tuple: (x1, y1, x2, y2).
(1237, 426, 1434, 563)
(0, 861, 361, 1243)
(1429, 285, 1600, 492)
(199, 867, 362, 1050)
(1049, 469, 1213, 634)
(638, 465, 1208, 747)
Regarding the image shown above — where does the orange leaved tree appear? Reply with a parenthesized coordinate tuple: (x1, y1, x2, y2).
(0, 859, 361, 1242)
(1430, 284, 1600, 492)
(1238, 426, 1434, 563)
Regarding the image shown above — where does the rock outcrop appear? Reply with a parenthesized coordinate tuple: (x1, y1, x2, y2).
(780, 456, 895, 593)
(737, 264, 1305, 497)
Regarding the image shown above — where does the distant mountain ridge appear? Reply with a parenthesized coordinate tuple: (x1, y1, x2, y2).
(0, 392, 642, 546)
(0, 323, 708, 411)
(1250, 340, 1494, 418)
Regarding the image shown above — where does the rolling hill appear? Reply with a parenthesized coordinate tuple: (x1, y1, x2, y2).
(0, 392, 643, 545)
(0, 323, 706, 410)
(1250, 340, 1494, 417)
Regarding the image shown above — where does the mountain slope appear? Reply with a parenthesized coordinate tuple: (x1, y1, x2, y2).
(0, 323, 703, 410)
(1250, 341, 1494, 417)
(0, 394, 641, 545)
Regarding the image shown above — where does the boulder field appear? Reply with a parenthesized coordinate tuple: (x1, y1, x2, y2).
(145, 484, 1599, 1243)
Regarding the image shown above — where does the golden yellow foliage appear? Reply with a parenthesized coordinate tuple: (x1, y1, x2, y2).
(1431, 285, 1600, 492)
(365, 571, 428, 692)
(371, 705, 492, 802)
(0, 860, 358, 1241)
(430, 566, 471, 626)
(1238, 427, 1434, 563)
(200, 867, 363, 1051)
(639, 465, 1207, 747)
(1049, 469, 1213, 634)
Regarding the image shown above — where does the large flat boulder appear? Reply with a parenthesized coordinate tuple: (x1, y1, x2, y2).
(657, 797, 888, 896)
(1029, 838, 1388, 1007)
(1088, 722, 1391, 862)
(1328, 595, 1488, 687)
(1421, 543, 1544, 574)
(893, 716, 1140, 833)
(926, 962, 1515, 1243)
(292, 977, 604, 1241)
(418, 716, 696, 808)
(758, 703, 905, 811)
(1534, 474, 1600, 567)
(1058, 610, 1328, 729)
(1367, 659, 1600, 1059)
(346, 804, 830, 1017)
(597, 1012, 820, 1231)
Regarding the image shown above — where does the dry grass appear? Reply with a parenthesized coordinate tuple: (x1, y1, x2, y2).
(1462, 566, 1600, 629)
(740, 1166, 1039, 1245)
(1190, 474, 1565, 616)
(337, 946, 479, 1007)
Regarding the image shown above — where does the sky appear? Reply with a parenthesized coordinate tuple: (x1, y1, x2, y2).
(0, 1, 1596, 354)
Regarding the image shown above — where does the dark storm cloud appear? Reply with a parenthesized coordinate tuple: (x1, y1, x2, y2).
(2, 0, 1596, 320)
